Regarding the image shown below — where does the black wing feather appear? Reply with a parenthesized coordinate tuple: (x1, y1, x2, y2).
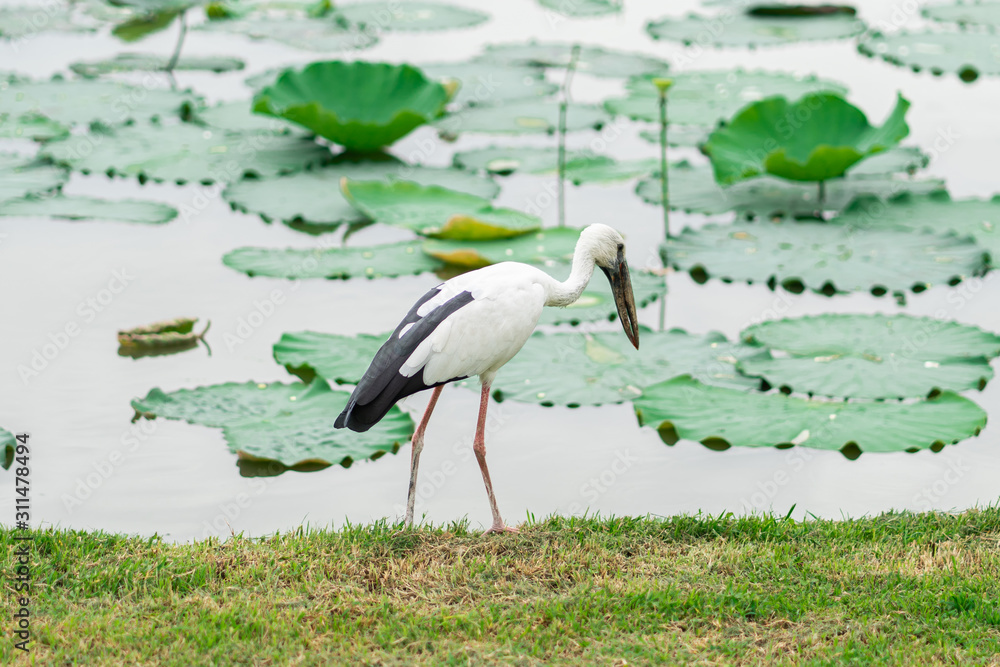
(335, 287, 475, 432)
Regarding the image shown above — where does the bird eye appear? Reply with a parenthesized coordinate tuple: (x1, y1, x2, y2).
(616, 243, 624, 251)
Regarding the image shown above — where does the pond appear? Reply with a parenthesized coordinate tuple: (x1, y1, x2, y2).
(2, 0, 999, 541)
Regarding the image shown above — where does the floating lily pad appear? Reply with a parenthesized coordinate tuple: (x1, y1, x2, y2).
(537, 0, 621, 16)
(70, 53, 245, 77)
(417, 62, 559, 107)
(847, 146, 928, 176)
(0, 154, 67, 202)
(0, 428, 14, 470)
(112, 9, 182, 42)
(439, 99, 605, 134)
(274, 331, 387, 384)
(662, 218, 987, 299)
(0, 112, 69, 141)
(453, 145, 655, 182)
(254, 61, 448, 152)
(646, 11, 865, 47)
(476, 42, 667, 78)
(333, 1, 488, 30)
(43, 122, 331, 185)
(635, 161, 945, 216)
(832, 191, 1000, 258)
(132, 380, 413, 468)
(0, 77, 198, 128)
(605, 69, 847, 127)
(535, 266, 666, 326)
(223, 158, 498, 230)
(638, 125, 715, 148)
(0, 195, 178, 224)
(740, 314, 1000, 399)
(342, 180, 540, 239)
(636, 376, 987, 456)
(924, 1, 1000, 28)
(118, 317, 209, 356)
(858, 31, 1000, 82)
(704, 93, 910, 184)
(489, 330, 764, 407)
(191, 100, 301, 133)
(0, 6, 95, 39)
(423, 228, 582, 268)
(197, 16, 378, 51)
(223, 240, 443, 280)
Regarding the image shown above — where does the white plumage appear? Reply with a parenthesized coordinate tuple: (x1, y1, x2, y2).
(335, 224, 640, 533)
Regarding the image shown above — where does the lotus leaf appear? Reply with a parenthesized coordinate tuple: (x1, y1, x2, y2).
(646, 11, 865, 47)
(342, 180, 540, 240)
(485, 330, 760, 407)
(253, 61, 448, 152)
(274, 331, 386, 384)
(635, 161, 944, 217)
(192, 101, 302, 134)
(476, 42, 667, 78)
(739, 314, 1000, 399)
(332, 2, 488, 30)
(0, 6, 94, 38)
(439, 99, 606, 135)
(454, 146, 597, 175)
(635, 376, 987, 456)
(416, 63, 558, 107)
(42, 122, 332, 184)
(112, 9, 182, 42)
(0, 154, 67, 202)
(0, 112, 69, 141)
(0, 195, 178, 224)
(832, 191, 1000, 258)
(0, 428, 13, 470)
(0, 78, 198, 128)
(534, 268, 666, 326)
(846, 146, 928, 176)
(703, 93, 910, 185)
(197, 16, 378, 51)
(70, 53, 245, 77)
(118, 317, 209, 353)
(662, 219, 987, 299)
(223, 240, 443, 280)
(924, 1, 1000, 28)
(423, 228, 582, 268)
(858, 31, 1000, 82)
(538, 0, 621, 16)
(638, 126, 716, 148)
(132, 380, 413, 467)
(223, 159, 498, 231)
(605, 69, 847, 127)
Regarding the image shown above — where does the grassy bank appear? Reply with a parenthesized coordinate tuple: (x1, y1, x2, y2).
(3, 510, 1000, 665)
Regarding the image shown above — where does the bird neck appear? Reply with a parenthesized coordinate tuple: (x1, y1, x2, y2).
(545, 241, 596, 307)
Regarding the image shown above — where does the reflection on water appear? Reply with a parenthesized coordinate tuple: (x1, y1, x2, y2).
(2, 0, 999, 541)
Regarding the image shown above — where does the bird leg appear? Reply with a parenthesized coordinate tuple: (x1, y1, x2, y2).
(474, 381, 518, 535)
(405, 385, 443, 528)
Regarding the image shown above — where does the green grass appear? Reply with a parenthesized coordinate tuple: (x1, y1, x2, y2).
(4, 509, 1000, 665)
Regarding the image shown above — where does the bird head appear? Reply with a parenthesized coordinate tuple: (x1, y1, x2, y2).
(581, 224, 640, 350)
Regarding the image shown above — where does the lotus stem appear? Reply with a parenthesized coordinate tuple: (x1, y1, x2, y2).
(165, 10, 188, 76)
(557, 44, 581, 229)
(653, 77, 672, 331)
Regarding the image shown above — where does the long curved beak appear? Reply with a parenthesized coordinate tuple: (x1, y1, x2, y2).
(601, 250, 640, 350)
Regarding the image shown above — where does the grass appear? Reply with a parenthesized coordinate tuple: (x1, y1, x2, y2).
(4, 509, 1000, 665)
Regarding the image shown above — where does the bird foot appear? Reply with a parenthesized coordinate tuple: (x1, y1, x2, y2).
(485, 524, 519, 535)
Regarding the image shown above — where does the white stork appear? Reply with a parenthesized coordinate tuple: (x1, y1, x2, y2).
(335, 224, 640, 533)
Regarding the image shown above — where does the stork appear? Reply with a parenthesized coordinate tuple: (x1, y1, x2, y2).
(335, 224, 640, 533)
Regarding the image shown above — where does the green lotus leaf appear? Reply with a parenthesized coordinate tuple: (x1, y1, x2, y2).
(476, 42, 667, 78)
(42, 122, 332, 185)
(118, 317, 208, 354)
(112, 10, 181, 42)
(0, 154, 67, 203)
(0, 428, 14, 470)
(635, 376, 987, 456)
(858, 31, 1000, 82)
(638, 125, 714, 148)
(342, 180, 540, 240)
(274, 331, 386, 384)
(253, 61, 448, 152)
(532, 264, 665, 326)
(703, 93, 910, 185)
(0, 112, 69, 141)
(223, 240, 443, 280)
(0, 195, 178, 224)
(454, 146, 601, 175)
(0, 77, 198, 128)
(646, 11, 865, 47)
(438, 99, 606, 135)
(196, 16, 378, 51)
(131, 380, 413, 468)
(416, 62, 559, 107)
(605, 69, 847, 127)
(108, 0, 204, 12)
(739, 314, 1000, 399)
(482, 330, 759, 407)
(635, 161, 945, 217)
(70, 53, 245, 77)
(846, 146, 928, 176)
(832, 191, 1000, 259)
(0, 6, 95, 39)
(422, 228, 582, 268)
(924, 1, 1000, 27)
(662, 219, 988, 300)
(333, 2, 488, 30)
(190, 101, 302, 134)
(537, 0, 621, 16)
